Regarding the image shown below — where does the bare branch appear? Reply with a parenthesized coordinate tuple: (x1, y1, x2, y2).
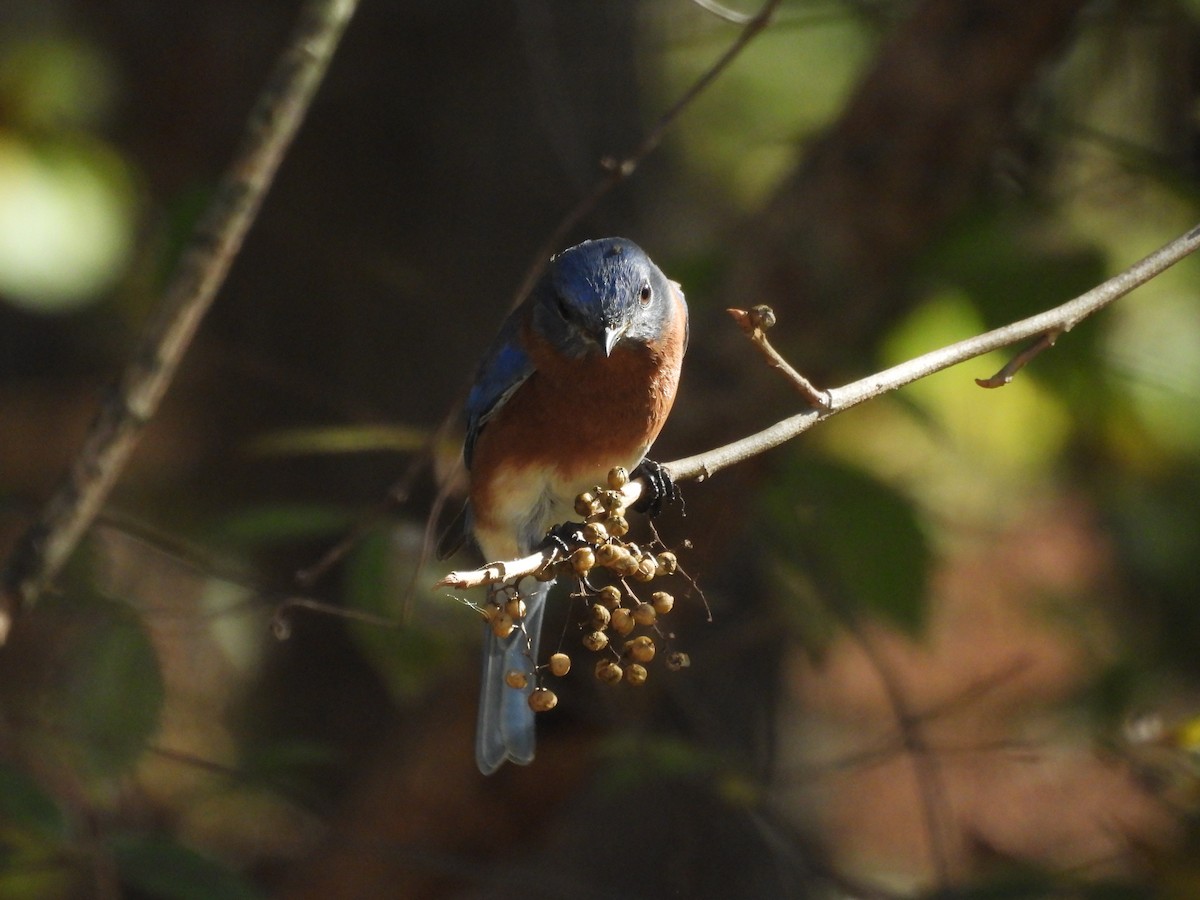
(727, 305, 831, 407)
(666, 221, 1200, 483)
(975, 331, 1060, 388)
(0, 0, 360, 640)
(435, 550, 556, 592)
(437, 222, 1200, 591)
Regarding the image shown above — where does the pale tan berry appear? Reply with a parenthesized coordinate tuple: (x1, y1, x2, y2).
(606, 514, 630, 537)
(582, 521, 608, 545)
(607, 466, 629, 490)
(535, 563, 558, 582)
(505, 670, 528, 690)
(548, 652, 571, 677)
(481, 602, 502, 622)
(504, 597, 527, 620)
(632, 602, 657, 627)
(656, 551, 678, 575)
(615, 553, 640, 577)
(528, 687, 558, 712)
(651, 591, 674, 615)
(595, 659, 624, 685)
(599, 490, 625, 513)
(610, 607, 636, 636)
(594, 544, 625, 569)
(571, 547, 596, 576)
(582, 630, 609, 652)
(590, 603, 612, 629)
(666, 651, 691, 671)
(624, 663, 648, 686)
(597, 584, 623, 609)
(632, 556, 658, 582)
(491, 612, 516, 639)
(624, 635, 656, 663)
(575, 491, 597, 517)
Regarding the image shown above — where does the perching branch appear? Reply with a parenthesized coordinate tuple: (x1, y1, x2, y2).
(438, 221, 1200, 591)
(0, 0, 360, 641)
(666, 222, 1200, 483)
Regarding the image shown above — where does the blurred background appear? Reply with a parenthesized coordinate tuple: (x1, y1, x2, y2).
(1, 0, 1199, 896)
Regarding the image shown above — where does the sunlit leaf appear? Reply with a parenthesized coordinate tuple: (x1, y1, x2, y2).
(660, 12, 874, 208)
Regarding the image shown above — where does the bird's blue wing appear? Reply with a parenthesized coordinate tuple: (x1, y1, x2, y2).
(463, 314, 533, 468)
(437, 312, 533, 560)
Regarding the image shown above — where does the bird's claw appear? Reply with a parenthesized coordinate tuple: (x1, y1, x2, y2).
(539, 522, 586, 559)
(631, 458, 682, 517)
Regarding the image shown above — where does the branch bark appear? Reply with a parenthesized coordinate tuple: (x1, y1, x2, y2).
(439, 222, 1200, 590)
(0, 0, 360, 641)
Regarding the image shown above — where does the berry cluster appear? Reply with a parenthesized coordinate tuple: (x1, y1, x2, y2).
(479, 466, 691, 714)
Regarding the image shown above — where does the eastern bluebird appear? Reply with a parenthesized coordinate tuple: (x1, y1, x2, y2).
(440, 237, 688, 774)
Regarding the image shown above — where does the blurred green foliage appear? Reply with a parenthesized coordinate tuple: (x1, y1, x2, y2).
(765, 455, 931, 634)
(108, 833, 263, 900)
(654, 3, 876, 208)
(343, 526, 470, 703)
(1, 1, 1200, 897)
(0, 36, 135, 313)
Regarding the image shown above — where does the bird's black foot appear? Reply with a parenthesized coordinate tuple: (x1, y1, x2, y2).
(631, 458, 683, 517)
(539, 522, 586, 558)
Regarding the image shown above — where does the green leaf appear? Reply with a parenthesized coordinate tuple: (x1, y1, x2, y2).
(37, 593, 166, 777)
(0, 764, 67, 841)
(763, 456, 930, 633)
(242, 424, 431, 457)
(343, 528, 460, 701)
(109, 834, 262, 900)
(209, 503, 352, 545)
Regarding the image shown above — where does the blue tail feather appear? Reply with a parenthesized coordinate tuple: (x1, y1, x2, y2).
(476, 579, 549, 775)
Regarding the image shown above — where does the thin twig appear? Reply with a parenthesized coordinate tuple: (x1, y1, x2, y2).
(271, 596, 400, 640)
(666, 221, 1200, 483)
(0, 0, 360, 641)
(975, 330, 1060, 388)
(728, 306, 830, 407)
(438, 222, 1200, 590)
(509, 0, 783, 307)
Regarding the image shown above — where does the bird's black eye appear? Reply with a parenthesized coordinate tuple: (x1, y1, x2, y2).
(639, 282, 653, 307)
(553, 293, 572, 320)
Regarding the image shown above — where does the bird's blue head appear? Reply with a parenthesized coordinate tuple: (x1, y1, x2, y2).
(530, 237, 676, 358)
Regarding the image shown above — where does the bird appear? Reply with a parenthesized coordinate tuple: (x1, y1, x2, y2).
(439, 237, 688, 775)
